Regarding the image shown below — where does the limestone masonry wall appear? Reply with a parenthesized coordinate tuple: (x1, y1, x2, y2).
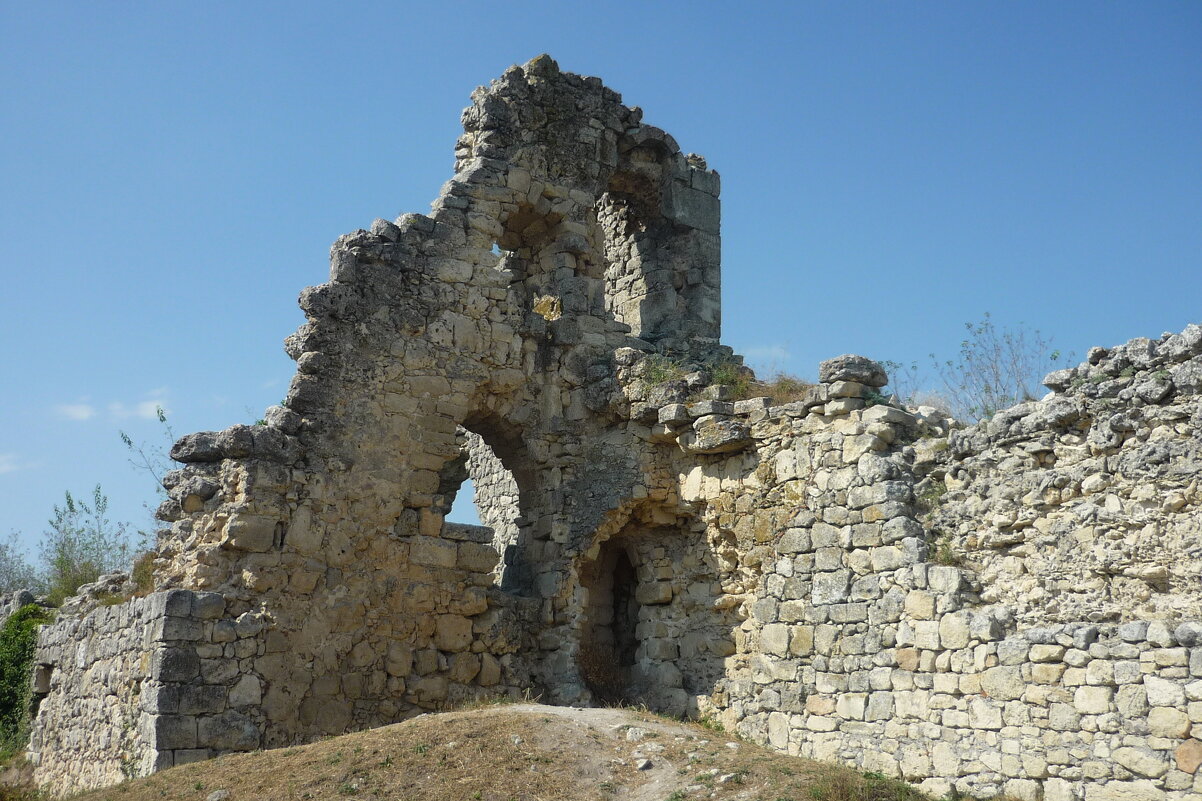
(25, 56, 1202, 801)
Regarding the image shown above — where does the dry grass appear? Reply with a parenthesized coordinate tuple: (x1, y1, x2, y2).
(754, 373, 813, 404)
(59, 704, 944, 801)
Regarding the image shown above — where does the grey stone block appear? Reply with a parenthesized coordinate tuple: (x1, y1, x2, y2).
(173, 749, 212, 766)
(151, 616, 203, 642)
(179, 684, 227, 716)
(152, 649, 200, 682)
(191, 592, 227, 620)
(197, 710, 260, 751)
(662, 181, 719, 233)
(154, 715, 197, 750)
(1174, 621, 1202, 647)
(686, 400, 734, 417)
(1118, 621, 1150, 642)
(148, 590, 195, 619)
(142, 683, 180, 714)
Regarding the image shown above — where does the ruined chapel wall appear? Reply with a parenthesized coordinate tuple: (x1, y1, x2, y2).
(30, 58, 727, 792)
(610, 340, 1202, 800)
(26, 55, 1202, 801)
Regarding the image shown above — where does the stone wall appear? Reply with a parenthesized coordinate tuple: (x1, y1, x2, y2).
(930, 324, 1202, 627)
(25, 55, 1202, 801)
(28, 589, 244, 794)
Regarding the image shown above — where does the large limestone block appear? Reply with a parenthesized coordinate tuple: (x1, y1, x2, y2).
(223, 514, 278, 552)
(228, 675, 262, 707)
(662, 181, 719, 233)
(818, 355, 888, 388)
(1113, 746, 1170, 778)
(635, 581, 673, 605)
(939, 612, 971, 650)
(1146, 675, 1186, 707)
(969, 697, 1003, 729)
(478, 653, 502, 686)
(1084, 781, 1166, 801)
(1149, 706, 1192, 738)
(981, 666, 1025, 701)
(812, 570, 850, 605)
(835, 692, 867, 720)
(197, 710, 260, 751)
(761, 624, 790, 657)
(434, 614, 473, 652)
(914, 621, 941, 651)
(767, 711, 790, 749)
(1074, 685, 1114, 714)
(678, 416, 752, 454)
(410, 537, 458, 568)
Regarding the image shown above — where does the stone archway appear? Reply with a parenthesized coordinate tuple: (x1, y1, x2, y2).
(575, 510, 737, 717)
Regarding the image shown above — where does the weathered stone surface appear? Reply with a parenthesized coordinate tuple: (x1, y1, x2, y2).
(1146, 675, 1186, 707)
(678, 416, 752, 454)
(1112, 747, 1170, 778)
(818, 355, 888, 388)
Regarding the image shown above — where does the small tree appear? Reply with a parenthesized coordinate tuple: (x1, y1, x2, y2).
(119, 404, 174, 495)
(39, 486, 138, 606)
(930, 313, 1065, 421)
(0, 534, 42, 596)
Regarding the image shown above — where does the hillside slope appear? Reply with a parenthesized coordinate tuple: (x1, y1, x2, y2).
(66, 704, 931, 801)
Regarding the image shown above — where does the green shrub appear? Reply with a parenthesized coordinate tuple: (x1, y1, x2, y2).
(708, 358, 754, 398)
(40, 487, 138, 607)
(130, 550, 157, 597)
(641, 355, 686, 386)
(916, 480, 948, 516)
(862, 388, 890, 408)
(0, 604, 55, 758)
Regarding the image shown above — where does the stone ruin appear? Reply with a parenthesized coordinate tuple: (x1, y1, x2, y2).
(18, 56, 1202, 800)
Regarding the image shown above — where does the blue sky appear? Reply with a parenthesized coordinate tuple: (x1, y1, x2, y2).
(2, 2, 1199, 554)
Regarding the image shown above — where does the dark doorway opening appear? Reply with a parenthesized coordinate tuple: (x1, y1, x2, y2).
(578, 539, 639, 704)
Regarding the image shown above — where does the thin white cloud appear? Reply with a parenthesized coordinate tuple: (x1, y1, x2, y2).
(55, 403, 96, 421)
(108, 391, 169, 421)
(741, 344, 792, 371)
(135, 400, 166, 420)
(0, 453, 17, 474)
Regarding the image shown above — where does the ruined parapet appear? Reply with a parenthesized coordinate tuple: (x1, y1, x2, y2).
(930, 323, 1202, 625)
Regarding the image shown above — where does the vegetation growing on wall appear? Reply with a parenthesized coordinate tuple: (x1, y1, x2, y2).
(0, 604, 54, 758)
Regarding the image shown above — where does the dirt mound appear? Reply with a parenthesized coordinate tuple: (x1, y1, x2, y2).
(68, 704, 930, 801)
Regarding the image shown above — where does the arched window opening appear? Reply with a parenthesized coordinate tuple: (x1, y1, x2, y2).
(597, 162, 669, 340)
(433, 425, 532, 592)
